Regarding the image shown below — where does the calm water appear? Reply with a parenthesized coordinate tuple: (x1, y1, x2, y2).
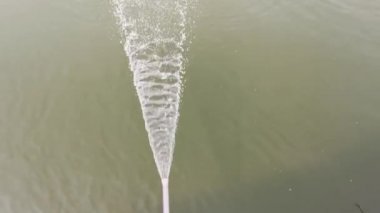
(1, 0, 380, 212)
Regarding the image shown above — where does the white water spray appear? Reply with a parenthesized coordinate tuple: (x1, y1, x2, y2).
(111, 0, 194, 212)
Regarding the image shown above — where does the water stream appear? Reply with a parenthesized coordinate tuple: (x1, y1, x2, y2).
(111, 0, 194, 212)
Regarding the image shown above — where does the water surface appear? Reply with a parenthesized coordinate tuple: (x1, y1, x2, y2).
(0, 0, 380, 212)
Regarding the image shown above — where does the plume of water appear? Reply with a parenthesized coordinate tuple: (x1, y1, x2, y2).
(111, 0, 194, 212)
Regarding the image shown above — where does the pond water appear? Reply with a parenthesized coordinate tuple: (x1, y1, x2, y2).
(0, 0, 379, 212)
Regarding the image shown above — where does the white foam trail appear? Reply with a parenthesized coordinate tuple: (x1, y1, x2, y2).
(111, 0, 194, 212)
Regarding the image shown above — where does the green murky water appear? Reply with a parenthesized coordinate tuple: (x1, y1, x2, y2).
(1, 0, 379, 212)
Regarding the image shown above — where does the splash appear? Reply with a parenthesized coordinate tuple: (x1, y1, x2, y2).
(111, 0, 194, 212)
